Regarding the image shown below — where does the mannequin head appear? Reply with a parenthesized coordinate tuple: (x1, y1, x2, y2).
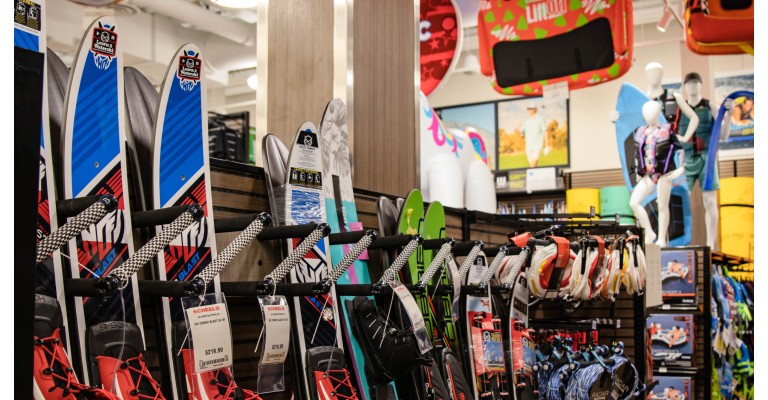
(645, 62, 664, 87)
(683, 72, 703, 98)
(642, 101, 662, 126)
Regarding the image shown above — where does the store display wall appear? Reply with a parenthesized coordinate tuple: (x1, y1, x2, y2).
(428, 23, 754, 173)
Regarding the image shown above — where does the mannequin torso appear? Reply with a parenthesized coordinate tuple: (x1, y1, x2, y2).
(634, 123, 680, 182)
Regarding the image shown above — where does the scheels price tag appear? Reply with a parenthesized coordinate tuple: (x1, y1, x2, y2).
(257, 296, 291, 365)
(390, 281, 432, 354)
(256, 295, 290, 394)
(185, 300, 233, 373)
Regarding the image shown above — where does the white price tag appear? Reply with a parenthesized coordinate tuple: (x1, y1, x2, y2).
(511, 272, 529, 328)
(257, 296, 291, 365)
(659, 367, 668, 373)
(390, 281, 433, 354)
(256, 295, 290, 394)
(185, 302, 233, 373)
(447, 256, 462, 323)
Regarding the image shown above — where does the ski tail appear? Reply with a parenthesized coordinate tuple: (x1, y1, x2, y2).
(306, 347, 359, 400)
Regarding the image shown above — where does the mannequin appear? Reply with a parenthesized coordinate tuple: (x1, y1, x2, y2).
(679, 72, 734, 250)
(629, 101, 685, 245)
(612, 62, 700, 246)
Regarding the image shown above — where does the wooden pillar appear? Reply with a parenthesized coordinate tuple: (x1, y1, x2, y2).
(352, 0, 419, 196)
(255, 0, 420, 196)
(256, 0, 335, 149)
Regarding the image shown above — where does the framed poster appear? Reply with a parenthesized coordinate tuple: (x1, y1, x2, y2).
(714, 73, 754, 152)
(665, 73, 754, 156)
(496, 97, 570, 170)
(435, 101, 496, 170)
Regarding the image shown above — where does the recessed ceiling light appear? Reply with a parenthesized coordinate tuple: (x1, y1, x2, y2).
(205, 0, 259, 9)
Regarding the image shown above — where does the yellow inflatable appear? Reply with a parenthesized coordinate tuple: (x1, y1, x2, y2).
(719, 177, 754, 259)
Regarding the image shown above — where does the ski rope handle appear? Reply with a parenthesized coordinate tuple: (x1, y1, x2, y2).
(194, 213, 271, 287)
(479, 245, 509, 286)
(36, 195, 117, 264)
(418, 240, 455, 286)
(327, 230, 377, 282)
(110, 205, 203, 287)
(377, 235, 423, 284)
(457, 242, 484, 284)
(502, 247, 529, 286)
(264, 223, 329, 284)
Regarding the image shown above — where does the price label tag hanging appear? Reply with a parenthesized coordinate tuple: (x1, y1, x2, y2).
(182, 293, 233, 373)
(389, 281, 433, 354)
(256, 295, 291, 394)
(446, 256, 462, 323)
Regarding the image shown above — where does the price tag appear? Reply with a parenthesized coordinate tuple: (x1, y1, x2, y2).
(184, 296, 233, 373)
(659, 367, 668, 373)
(511, 272, 529, 328)
(446, 256, 462, 323)
(390, 281, 432, 354)
(256, 296, 290, 394)
(257, 296, 291, 365)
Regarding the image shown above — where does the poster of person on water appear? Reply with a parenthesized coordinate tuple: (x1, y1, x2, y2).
(714, 73, 754, 151)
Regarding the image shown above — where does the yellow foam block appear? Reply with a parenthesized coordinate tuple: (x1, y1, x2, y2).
(719, 177, 754, 206)
(566, 188, 600, 220)
(720, 206, 753, 260)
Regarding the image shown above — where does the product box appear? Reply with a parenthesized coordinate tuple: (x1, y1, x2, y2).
(661, 249, 697, 306)
(647, 314, 694, 367)
(648, 375, 693, 400)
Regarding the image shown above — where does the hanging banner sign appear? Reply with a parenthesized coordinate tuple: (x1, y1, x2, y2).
(420, 0, 461, 96)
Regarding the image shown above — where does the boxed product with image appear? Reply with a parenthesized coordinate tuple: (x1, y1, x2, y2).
(661, 249, 697, 306)
(648, 375, 693, 400)
(647, 314, 694, 367)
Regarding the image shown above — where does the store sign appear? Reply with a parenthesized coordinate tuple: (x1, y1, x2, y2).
(420, 0, 461, 96)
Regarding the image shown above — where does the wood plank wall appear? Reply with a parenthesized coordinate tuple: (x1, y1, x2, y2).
(266, 0, 334, 146)
(352, 1, 418, 197)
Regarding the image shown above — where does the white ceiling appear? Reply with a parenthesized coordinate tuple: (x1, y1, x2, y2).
(45, 0, 677, 109)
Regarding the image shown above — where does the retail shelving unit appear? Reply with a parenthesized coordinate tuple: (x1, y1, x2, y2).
(648, 246, 712, 400)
